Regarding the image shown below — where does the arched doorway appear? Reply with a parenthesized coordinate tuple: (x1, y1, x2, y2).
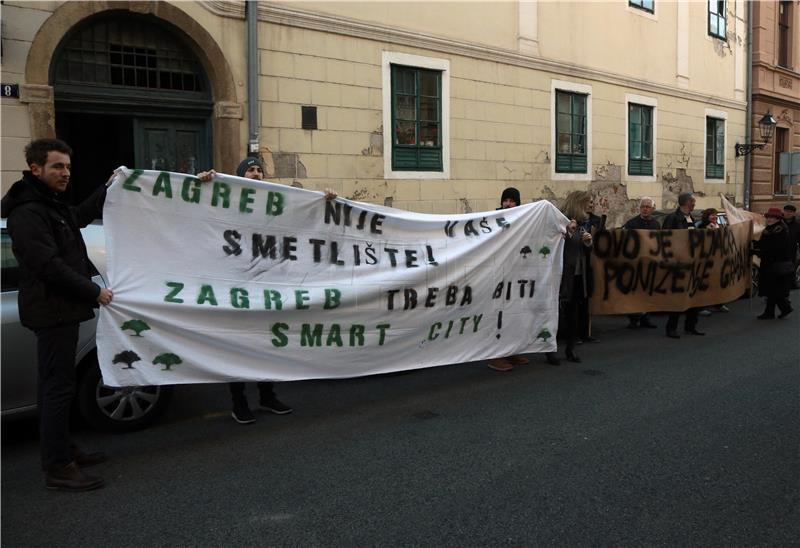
(51, 12, 214, 203)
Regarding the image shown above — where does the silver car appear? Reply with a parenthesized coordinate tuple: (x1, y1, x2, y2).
(1, 220, 171, 432)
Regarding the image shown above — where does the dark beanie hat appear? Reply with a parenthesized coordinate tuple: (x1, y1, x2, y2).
(500, 187, 521, 207)
(784, 203, 797, 212)
(236, 157, 264, 177)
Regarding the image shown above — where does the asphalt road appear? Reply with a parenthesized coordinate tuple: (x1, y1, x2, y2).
(2, 298, 799, 547)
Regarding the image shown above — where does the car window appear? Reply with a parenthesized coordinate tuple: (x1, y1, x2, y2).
(1, 231, 20, 292)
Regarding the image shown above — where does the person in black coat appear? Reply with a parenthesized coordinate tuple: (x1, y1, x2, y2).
(661, 192, 704, 338)
(1, 139, 112, 492)
(559, 191, 594, 363)
(756, 208, 794, 319)
(622, 196, 660, 329)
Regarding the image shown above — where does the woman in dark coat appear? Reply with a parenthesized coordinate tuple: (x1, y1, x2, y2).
(559, 191, 593, 362)
(756, 208, 794, 319)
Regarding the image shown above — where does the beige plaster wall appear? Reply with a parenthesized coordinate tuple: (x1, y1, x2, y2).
(0, 1, 49, 193)
(258, 21, 745, 221)
(280, 1, 519, 52)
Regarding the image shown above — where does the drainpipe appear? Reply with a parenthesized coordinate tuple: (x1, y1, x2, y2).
(743, 0, 753, 209)
(247, 0, 260, 155)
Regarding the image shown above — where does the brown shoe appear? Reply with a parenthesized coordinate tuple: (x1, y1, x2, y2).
(508, 355, 529, 365)
(487, 359, 514, 372)
(45, 461, 104, 492)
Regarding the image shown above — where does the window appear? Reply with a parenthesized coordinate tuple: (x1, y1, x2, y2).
(555, 91, 587, 173)
(774, 127, 789, 194)
(778, 1, 791, 68)
(382, 52, 449, 179)
(391, 65, 442, 171)
(629, 0, 654, 14)
(706, 117, 725, 179)
(1, 231, 19, 292)
(54, 17, 207, 94)
(708, 0, 727, 39)
(628, 104, 653, 176)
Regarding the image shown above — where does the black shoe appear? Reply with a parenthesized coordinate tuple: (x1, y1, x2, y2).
(259, 395, 293, 415)
(231, 401, 256, 424)
(565, 350, 582, 363)
(45, 461, 104, 492)
(545, 352, 561, 366)
(778, 307, 793, 319)
(757, 312, 775, 320)
(581, 337, 600, 343)
(685, 329, 705, 336)
(639, 319, 658, 329)
(71, 448, 107, 468)
(666, 330, 680, 339)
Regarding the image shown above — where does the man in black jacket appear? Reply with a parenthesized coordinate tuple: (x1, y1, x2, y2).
(1, 139, 112, 491)
(661, 192, 704, 338)
(622, 197, 660, 329)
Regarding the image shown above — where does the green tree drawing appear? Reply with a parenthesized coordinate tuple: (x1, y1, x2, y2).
(537, 328, 552, 342)
(539, 245, 551, 258)
(121, 319, 151, 337)
(152, 353, 182, 371)
(113, 350, 141, 369)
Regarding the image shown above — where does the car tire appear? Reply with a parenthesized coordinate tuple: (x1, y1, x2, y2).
(76, 357, 172, 433)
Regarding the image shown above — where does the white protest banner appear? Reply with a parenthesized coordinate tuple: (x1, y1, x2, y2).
(97, 168, 568, 386)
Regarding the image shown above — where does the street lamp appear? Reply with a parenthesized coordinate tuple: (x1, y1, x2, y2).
(735, 112, 777, 157)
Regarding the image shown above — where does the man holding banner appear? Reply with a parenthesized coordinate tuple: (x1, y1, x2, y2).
(661, 192, 704, 338)
(197, 158, 294, 424)
(622, 197, 660, 329)
(2, 139, 111, 491)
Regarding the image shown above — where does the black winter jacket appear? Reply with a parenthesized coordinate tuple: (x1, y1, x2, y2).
(623, 215, 660, 230)
(756, 221, 794, 298)
(1, 172, 106, 328)
(661, 207, 695, 230)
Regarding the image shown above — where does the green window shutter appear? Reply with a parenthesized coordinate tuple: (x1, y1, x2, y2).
(555, 90, 588, 174)
(391, 65, 443, 171)
(705, 117, 724, 179)
(628, 103, 654, 176)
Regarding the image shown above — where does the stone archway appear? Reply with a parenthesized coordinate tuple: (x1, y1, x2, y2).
(23, 1, 241, 172)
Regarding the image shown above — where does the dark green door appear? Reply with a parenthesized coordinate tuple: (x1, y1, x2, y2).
(134, 118, 210, 175)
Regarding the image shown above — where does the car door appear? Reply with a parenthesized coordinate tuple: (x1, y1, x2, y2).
(1, 228, 38, 413)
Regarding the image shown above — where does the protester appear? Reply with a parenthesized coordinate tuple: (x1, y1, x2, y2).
(558, 191, 593, 363)
(695, 208, 731, 314)
(577, 195, 601, 344)
(486, 188, 556, 370)
(784, 204, 799, 289)
(1, 139, 111, 491)
(662, 192, 705, 338)
(622, 196, 659, 329)
(198, 158, 295, 424)
(755, 208, 794, 319)
(696, 208, 719, 229)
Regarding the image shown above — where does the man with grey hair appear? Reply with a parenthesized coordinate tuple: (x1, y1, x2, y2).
(662, 192, 703, 338)
(622, 196, 660, 328)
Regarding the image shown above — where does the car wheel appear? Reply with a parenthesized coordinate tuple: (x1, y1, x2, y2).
(77, 359, 172, 433)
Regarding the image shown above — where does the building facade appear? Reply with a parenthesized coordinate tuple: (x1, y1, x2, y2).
(2, 0, 749, 225)
(749, 0, 800, 213)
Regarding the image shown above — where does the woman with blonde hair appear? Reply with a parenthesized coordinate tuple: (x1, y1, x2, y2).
(559, 191, 593, 362)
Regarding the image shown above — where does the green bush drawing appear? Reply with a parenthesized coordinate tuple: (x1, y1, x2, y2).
(152, 353, 182, 371)
(112, 350, 141, 369)
(539, 245, 551, 258)
(121, 319, 151, 337)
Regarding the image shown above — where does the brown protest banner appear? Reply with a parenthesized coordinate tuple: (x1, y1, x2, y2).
(590, 222, 752, 315)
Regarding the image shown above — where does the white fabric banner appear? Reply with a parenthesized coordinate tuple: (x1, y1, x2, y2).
(97, 168, 567, 386)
